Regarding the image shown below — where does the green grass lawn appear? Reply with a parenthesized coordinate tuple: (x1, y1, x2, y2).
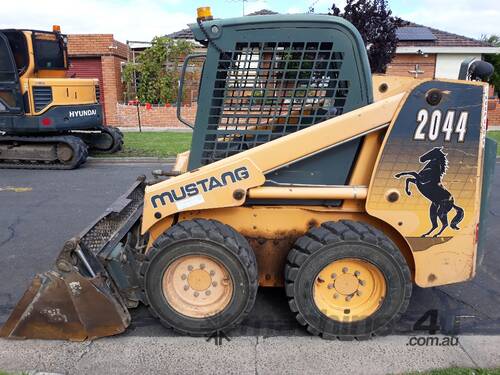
(487, 131, 500, 155)
(96, 131, 499, 159)
(409, 369, 500, 375)
(93, 131, 192, 158)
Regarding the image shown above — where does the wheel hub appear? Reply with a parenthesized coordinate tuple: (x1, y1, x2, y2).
(162, 255, 233, 318)
(334, 273, 359, 295)
(313, 258, 386, 322)
(187, 269, 212, 291)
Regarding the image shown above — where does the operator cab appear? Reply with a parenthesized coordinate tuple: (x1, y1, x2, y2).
(0, 28, 67, 115)
(0, 31, 23, 114)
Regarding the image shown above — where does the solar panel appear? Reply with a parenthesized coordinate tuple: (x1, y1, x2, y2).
(396, 27, 436, 41)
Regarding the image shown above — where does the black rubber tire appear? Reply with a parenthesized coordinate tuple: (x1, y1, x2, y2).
(100, 126, 123, 153)
(285, 220, 412, 340)
(141, 219, 258, 336)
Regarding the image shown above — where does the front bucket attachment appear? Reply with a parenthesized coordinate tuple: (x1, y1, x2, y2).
(0, 271, 130, 341)
(0, 178, 146, 340)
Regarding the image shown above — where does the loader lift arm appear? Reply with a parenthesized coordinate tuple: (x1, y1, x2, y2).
(143, 92, 405, 232)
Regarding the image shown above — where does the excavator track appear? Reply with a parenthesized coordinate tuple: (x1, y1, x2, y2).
(0, 135, 88, 170)
(72, 126, 124, 155)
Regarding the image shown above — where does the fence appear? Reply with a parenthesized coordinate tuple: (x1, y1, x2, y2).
(116, 103, 197, 128)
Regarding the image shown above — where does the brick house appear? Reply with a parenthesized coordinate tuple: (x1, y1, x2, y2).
(66, 11, 500, 127)
(390, 23, 500, 126)
(66, 34, 128, 125)
(388, 23, 498, 80)
(167, 11, 500, 126)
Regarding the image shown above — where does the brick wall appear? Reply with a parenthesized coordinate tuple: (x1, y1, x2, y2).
(100, 56, 127, 125)
(116, 103, 197, 128)
(487, 85, 500, 127)
(67, 34, 128, 125)
(67, 34, 128, 59)
(489, 100, 500, 127)
(386, 54, 437, 78)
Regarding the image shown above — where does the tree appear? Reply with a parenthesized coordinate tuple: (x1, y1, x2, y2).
(123, 36, 193, 104)
(481, 34, 500, 95)
(329, 0, 405, 73)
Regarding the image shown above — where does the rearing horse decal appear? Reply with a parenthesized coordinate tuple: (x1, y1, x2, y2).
(395, 147, 464, 237)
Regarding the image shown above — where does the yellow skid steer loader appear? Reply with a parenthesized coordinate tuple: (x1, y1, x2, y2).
(0, 10, 496, 340)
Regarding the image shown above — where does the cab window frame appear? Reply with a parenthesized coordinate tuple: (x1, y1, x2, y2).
(31, 31, 67, 71)
(1, 30, 29, 77)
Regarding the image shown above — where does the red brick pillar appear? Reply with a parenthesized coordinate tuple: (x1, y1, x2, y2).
(101, 56, 122, 125)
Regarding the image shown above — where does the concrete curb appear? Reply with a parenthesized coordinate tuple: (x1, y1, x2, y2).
(87, 157, 176, 164)
(0, 334, 499, 374)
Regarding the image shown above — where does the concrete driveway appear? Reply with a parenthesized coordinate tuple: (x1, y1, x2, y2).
(0, 160, 499, 374)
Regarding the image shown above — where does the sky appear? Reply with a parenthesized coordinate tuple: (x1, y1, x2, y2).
(1, 0, 498, 42)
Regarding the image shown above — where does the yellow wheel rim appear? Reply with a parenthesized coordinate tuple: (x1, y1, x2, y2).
(313, 258, 386, 322)
(162, 255, 233, 318)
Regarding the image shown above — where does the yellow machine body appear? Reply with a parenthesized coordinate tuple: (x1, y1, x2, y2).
(11, 30, 98, 115)
(143, 76, 488, 288)
(0, 13, 495, 341)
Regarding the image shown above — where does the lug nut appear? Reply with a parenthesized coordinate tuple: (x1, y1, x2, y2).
(333, 293, 339, 299)
(194, 291, 199, 297)
(200, 263, 206, 269)
(345, 295, 352, 302)
(342, 267, 348, 273)
(354, 271, 360, 277)
(356, 290, 362, 296)
(359, 280, 365, 286)
(327, 283, 334, 289)
(212, 281, 218, 287)
(205, 290, 211, 296)
(184, 285, 189, 291)
(210, 270, 215, 276)
(188, 265, 193, 271)
(181, 274, 187, 280)
(331, 273, 337, 279)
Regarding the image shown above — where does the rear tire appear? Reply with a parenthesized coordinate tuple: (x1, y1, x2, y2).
(141, 219, 258, 336)
(285, 220, 411, 340)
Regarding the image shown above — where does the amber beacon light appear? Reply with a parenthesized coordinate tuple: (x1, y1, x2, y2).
(197, 6, 213, 21)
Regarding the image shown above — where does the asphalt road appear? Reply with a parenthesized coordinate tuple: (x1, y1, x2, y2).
(0, 160, 499, 373)
(1, 160, 499, 335)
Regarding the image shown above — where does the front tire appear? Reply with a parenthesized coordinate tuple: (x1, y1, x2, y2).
(141, 219, 258, 336)
(285, 220, 411, 340)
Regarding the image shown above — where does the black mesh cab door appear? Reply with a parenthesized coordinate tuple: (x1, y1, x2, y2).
(187, 15, 373, 195)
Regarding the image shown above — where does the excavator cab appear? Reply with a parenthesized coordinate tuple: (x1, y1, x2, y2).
(0, 28, 123, 169)
(0, 31, 23, 115)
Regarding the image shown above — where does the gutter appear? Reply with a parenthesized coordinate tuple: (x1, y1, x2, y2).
(396, 46, 500, 54)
